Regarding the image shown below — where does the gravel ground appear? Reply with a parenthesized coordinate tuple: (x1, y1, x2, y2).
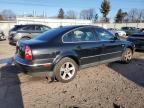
(0, 40, 144, 108)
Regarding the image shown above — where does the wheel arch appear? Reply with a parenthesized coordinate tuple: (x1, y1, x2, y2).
(126, 46, 134, 54)
(53, 53, 80, 67)
(21, 36, 31, 39)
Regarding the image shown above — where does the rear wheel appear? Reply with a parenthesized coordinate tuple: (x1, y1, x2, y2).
(121, 48, 133, 63)
(54, 57, 78, 83)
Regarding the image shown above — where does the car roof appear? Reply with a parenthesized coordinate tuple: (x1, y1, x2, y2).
(35, 25, 100, 41)
(58, 25, 100, 31)
(15, 24, 48, 26)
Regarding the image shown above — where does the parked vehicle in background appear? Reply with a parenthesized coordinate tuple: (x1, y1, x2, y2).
(140, 28, 144, 32)
(9, 25, 27, 36)
(121, 27, 141, 36)
(107, 28, 126, 37)
(0, 29, 6, 41)
(127, 33, 144, 50)
(15, 25, 135, 83)
(8, 24, 51, 45)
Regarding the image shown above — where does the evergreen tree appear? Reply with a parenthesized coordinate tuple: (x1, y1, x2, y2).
(115, 9, 127, 23)
(58, 8, 64, 19)
(100, 0, 111, 22)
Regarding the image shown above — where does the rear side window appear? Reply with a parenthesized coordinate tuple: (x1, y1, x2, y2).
(95, 28, 114, 41)
(22, 25, 35, 31)
(63, 27, 96, 42)
(35, 25, 50, 31)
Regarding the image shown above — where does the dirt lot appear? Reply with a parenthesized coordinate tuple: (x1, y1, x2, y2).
(0, 40, 144, 108)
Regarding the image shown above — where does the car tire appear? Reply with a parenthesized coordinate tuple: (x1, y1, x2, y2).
(54, 57, 78, 83)
(121, 48, 133, 63)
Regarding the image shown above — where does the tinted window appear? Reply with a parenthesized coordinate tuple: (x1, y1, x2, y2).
(131, 33, 144, 37)
(35, 25, 50, 31)
(22, 25, 35, 31)
(63, 28, 96, 42)
(35, 25, 41, 31)
(10, 25, 25, 31)
(95, 28, 114, 41)
(35, 28, 66, 41)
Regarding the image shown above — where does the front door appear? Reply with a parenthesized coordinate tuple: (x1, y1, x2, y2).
(95, 28, 123, 61)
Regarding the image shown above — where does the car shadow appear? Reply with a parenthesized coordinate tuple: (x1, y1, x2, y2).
(135, 49, 144, 53)
(108, 58, 144, 87)
(0, 57, 24, 108)
(0, 57, 14, 65)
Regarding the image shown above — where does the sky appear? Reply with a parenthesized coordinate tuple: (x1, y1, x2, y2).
(0, 0, 144, 19)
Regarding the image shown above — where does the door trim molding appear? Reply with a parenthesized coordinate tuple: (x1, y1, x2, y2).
(80, 51, 122, 60)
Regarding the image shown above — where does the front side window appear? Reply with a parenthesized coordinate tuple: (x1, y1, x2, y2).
(95, 28, 114, 41)
(63, 28, 96, 42)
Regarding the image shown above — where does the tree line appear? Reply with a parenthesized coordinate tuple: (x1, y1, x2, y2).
(57, 0, 144, 23)
(0, 0, 144, 23)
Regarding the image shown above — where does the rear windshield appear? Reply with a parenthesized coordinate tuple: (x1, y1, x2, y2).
(35, 28, 68, 41)
(11, 25, 25, 31)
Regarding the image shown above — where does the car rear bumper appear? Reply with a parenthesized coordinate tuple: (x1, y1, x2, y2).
(8, 37, 17, 45)
(14, 55, 54, 76)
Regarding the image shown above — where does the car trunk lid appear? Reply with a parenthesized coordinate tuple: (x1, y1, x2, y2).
(16, 39, 46, 59)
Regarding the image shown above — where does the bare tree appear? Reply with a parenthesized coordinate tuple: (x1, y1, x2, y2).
(127, 8, 139, 22)
(137, 9, 144, 23)
(66, 10, 77, 19)
(127, 8, 144, 23)
(0, 15, 3, 20)
(1, 9, 16, 21)
(80, 9, 96, 20)
(142, 9, 144, 22)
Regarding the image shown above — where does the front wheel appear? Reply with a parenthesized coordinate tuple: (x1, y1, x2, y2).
(54, 57, 78, 83)
(121, 48, 133, 63)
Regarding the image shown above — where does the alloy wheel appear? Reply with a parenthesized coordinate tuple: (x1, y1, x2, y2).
(60, 62, 75, 80)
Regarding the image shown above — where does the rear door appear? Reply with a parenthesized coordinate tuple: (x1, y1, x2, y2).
(95, 27, 123, 61)
(63, 27, 102, 65)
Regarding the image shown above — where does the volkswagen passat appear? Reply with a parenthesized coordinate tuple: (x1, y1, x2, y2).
(15, 25, 135, 83)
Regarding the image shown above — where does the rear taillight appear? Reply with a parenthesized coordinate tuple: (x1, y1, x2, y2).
(25, 46, 32, 60)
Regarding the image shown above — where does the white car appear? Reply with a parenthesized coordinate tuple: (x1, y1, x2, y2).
(107, 28, 126, 37)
